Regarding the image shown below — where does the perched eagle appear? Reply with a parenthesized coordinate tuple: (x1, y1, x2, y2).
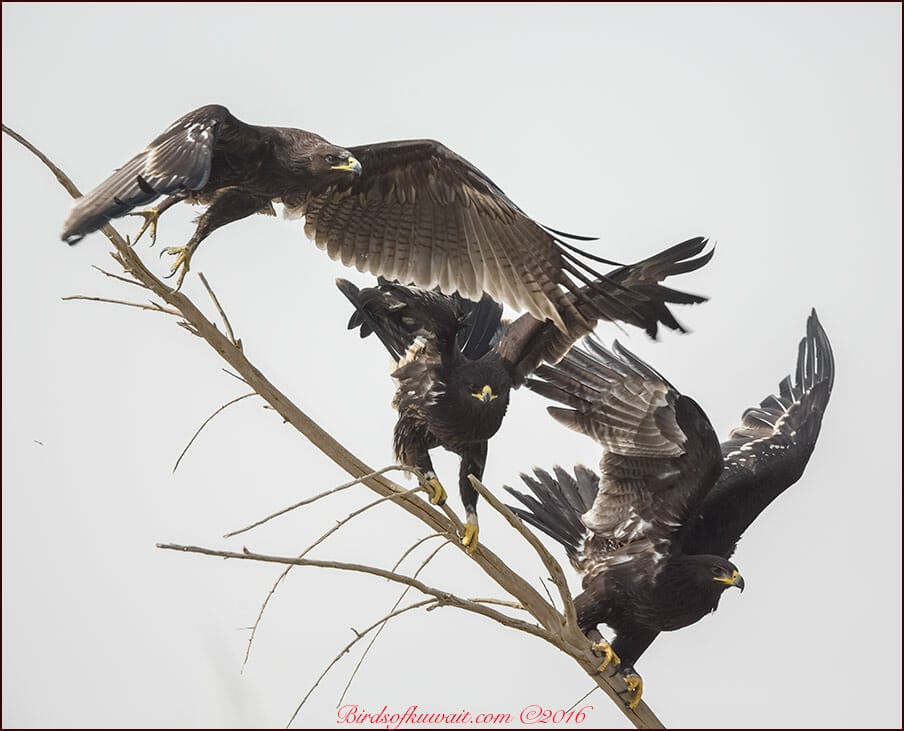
(64, 104, 632, 331)
(338, 236, 713, 553)
(506, 311, 834, 707)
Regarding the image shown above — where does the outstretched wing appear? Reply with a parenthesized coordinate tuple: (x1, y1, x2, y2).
(336, 278, 502, 365)
(62, 105, 260, 243)
(290, 139, 624, 331)
(686, 310, 835, 558)
(494, 237, 712, 385)
(527, 338, 722, 572)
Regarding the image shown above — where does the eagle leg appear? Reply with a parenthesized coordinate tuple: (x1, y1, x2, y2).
(161, 189, 274, 289)
(619, 669, 644, 710)
(458, 446, 487, 555)
(127, 193, 185, 247)
(591, 640, 621, 674)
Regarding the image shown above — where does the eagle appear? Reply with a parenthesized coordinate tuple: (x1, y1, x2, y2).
(337, 236, 712, 553)
(64, 104, 636, 331)
(505, 310, 834, 707)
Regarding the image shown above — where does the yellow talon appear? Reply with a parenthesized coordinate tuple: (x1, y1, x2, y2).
(591, 640, 621, 673)
(624, 672, 643, 709)
(425, 477, 447, 506)
(128, 208, 161, 246)
(163, 246, 192, 289)
(461, 522, 479, 554)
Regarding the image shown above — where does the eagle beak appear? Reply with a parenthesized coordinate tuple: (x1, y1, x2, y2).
(331, 156, 362, 175)
(472, 385, 497, 403)
(715, 569, 745, 592)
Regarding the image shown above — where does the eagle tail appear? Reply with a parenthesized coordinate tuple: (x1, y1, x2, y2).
(504, 465, 599, 566)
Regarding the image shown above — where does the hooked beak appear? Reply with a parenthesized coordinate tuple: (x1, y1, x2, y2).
(471, 385, 497, 403)
(331, 155, 362, 175)
(714, 569, 745, 593)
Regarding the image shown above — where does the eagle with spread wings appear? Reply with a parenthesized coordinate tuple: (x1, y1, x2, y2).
(506, 310, 834, 707)
(64, 104, 638, 331)
(338, 237, 712, 553)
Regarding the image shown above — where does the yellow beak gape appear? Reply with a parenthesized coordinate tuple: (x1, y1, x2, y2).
(331, 156, 362, 174)
(472, 385, 497, 403)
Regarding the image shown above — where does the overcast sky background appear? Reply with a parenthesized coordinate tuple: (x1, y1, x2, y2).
(3, 3, 901, 728)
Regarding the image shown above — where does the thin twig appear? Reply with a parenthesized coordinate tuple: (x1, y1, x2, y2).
(62, 294, 181, 316)
(390, 533, 444, 574)
(295, 487, 424, 562)
(469, 475, 578, 631)
(6, 123, 665, 730)
(242, 562, 292, 673)
(238, 478, 432, 672)
(224, 465, 419, 539)
(173, 393, 259, 473)
(157, 544, 557, 643)
(91, 265, 144, 288)
(287, 599, 437, 727)
(337, 539, 452, 706)
(198, 272, 239, 348)
(567, 685, 601, 713)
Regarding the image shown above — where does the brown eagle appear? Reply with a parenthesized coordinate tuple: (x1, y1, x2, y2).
(507, 311, 834, 707)
(338, 237, 712, 553)
(63, 104, 642, 331)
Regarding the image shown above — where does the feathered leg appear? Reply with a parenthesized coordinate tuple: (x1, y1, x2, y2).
(162, 189, 274, 289)
(458, 442, 488, 554)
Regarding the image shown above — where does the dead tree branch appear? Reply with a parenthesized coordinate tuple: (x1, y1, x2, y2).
(4, 123, 665, 730)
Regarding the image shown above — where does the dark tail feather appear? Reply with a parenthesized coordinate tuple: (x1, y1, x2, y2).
(336, 279, 503, 362)
(505, 465, 599, 565)
(455, 293, 504, 360)
(335, 278, 411, 360)
(606, 236, 714, 337)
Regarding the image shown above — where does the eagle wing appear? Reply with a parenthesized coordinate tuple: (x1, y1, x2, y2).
(62, 105, 258, 243)
(685, 310, 835, 558)
(527, 338, 722, 576)
(494, 236, 712, 386)
(290, 139, 613, 331)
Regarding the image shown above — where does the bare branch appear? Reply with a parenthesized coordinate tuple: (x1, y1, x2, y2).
(224, 465, 419, 539)
(173, 392, 259, 473)
(198, 272, 239, 348)
(90, 264, 144, 288)
(469, 475, 578, 631)
(390, 533, 444, 574)
(62, 294, 181, 316)
(156, 543, 557, 644)
(6, 124, 665, 730)
(288, 599, 437, 727)
(337, 539, 453, 706)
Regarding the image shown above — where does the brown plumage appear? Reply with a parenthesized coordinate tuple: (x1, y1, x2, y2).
(337, 236, 712, 552)
(63, 104, 650, 330)
(506, 311, 834, 703)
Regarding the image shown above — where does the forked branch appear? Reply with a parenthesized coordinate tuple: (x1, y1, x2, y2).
(3, 123, 664, 730)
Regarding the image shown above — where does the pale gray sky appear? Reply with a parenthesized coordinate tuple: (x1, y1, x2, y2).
(2, 3, 901, 728)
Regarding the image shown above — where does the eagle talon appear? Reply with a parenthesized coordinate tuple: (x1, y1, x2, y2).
(128, 209, 161, 247)
(461, 522, 479, 554)
(161, 246, 192, 290)
(425, 477, 447, 506)
(620, 672, 643, 710)
(591, 640, 621, 674)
